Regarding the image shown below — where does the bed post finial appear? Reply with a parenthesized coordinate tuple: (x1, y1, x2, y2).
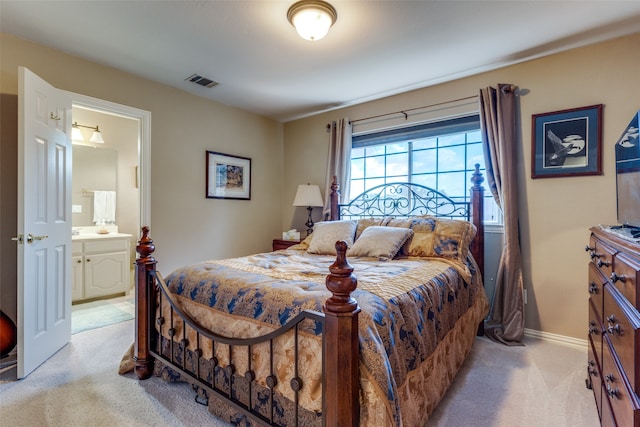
(137, 226, 155, 260)
(134, 226, 157, 380)
(471, 163, 484, 188)
(323, 240, 360, 426)
(325, 241, 358, 312)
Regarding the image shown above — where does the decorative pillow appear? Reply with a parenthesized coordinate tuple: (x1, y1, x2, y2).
(355, 217, 385, 240)
(306, 220, 357, 255)
(296, 232, 313, 250)
(347, 226, 414, 259)
(382, 217, 415, 255)
(407, 216, 476, 262)
(382, 217, 413, 229)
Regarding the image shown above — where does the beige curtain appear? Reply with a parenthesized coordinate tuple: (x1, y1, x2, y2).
(479, 84, 525, 345)
(323, 118, 351, 219)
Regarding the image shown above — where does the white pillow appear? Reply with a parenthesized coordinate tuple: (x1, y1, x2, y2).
(307, 220, 357, 255)
(347, 226, 414, 259)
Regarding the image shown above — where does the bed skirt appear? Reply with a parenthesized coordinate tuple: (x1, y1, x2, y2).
(151, 292, 488, 426)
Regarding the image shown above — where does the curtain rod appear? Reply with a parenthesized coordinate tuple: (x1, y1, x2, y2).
(349, 94, 479, 125)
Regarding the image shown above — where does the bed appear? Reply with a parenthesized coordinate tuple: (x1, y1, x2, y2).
(130, 165, 489, 426)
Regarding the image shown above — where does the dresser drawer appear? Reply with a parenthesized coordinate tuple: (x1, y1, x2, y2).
(612, 251, 640, 308)
(600, 391, 617, 427)
(589, 262, 606, 320)
(602, 336, 640, 427)
(588, 336, 603, 420)
(592, 235, 618, 278)
(603, 285, 640, 393)
(589, 297, 603, 362)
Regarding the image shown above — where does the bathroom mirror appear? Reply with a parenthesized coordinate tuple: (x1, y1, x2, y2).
(72, 146, 117, 226)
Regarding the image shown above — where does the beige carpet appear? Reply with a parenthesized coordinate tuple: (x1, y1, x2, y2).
(428, 336, 599, 426)
(0, 319, 598, 426)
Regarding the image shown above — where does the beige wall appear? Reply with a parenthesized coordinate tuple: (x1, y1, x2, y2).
(283, 32, 640, 340)
(2, 30, 638, 340)
(0, 33, 284, 321)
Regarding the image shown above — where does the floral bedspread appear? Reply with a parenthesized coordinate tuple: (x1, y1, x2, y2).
(162, 248, 487, 425)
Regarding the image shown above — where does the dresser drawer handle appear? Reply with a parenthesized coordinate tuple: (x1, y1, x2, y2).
(588, 282, 598, 294)
(588, 321, 599, 335)
(597, 259, 611, 268)
(587, 360, 598, 376)
(610, 272, 626, 283)
(606, 382, 620, 399)
(606, 315, 622, 335)
(607, 324, 622, 335)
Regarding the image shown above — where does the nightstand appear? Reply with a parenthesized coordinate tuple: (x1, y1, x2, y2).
(272, 239, 300, 251)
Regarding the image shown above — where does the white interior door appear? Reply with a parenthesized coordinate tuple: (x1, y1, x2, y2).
(17, 67, 72, 378)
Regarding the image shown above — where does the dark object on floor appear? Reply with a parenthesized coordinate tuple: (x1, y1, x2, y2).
(0, 311, 17, 357)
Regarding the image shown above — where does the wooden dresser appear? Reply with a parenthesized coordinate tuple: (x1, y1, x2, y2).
(586, 226, 640, 426)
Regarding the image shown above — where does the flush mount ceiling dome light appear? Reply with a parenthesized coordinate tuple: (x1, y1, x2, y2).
(287, 0, 337, 41)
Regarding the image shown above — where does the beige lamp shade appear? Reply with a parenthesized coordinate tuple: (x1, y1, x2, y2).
(293, 184, 323, 207)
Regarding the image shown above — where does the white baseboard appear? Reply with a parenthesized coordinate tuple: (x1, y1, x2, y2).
(524, 328, 588, 350)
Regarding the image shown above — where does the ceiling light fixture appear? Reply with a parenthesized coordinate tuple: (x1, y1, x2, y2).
(72, 122, 105, 144)
(287, 0, 337, 41)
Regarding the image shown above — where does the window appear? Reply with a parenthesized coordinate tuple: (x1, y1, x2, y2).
(350, 115, 501, 224)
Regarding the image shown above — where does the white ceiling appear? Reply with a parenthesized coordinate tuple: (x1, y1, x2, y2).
(2, 1, 640, 122)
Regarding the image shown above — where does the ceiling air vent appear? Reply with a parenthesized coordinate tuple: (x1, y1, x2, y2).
(185, 73, 219, 88)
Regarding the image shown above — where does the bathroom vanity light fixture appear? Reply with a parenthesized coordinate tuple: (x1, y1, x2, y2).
(72, 122, 105, 144)
(287, 0, 337, 41)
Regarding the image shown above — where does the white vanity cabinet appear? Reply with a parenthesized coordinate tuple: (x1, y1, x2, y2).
(72, 234, 132, 302)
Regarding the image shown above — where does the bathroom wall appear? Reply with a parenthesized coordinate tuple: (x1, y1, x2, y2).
(71, 107, 140, 239)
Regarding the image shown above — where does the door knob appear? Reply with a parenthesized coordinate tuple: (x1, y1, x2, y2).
(11, 235, 24, 244)
(26, 234, 48, 244)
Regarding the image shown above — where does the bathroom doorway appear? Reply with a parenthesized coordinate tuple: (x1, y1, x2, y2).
(69, 93, 151, 329)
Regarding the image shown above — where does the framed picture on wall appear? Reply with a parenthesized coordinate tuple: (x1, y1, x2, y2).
(206, 151, 251, 200)
(531, 104, 603, 179)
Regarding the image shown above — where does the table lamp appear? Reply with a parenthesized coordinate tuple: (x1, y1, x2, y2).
(293, 183, 324, 236)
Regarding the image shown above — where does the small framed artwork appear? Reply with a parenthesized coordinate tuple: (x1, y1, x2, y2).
(206, 151, 251, 200)
(531, 104, 603, 179)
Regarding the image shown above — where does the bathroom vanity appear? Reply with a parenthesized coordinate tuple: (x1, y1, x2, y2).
(72, 232, 132, 302)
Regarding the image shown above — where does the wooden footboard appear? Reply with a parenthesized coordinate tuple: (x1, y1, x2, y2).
(134, 227, 360, 426)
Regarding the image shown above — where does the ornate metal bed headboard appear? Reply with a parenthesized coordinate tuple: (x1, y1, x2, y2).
(336, 182, 470, 220)
(329, 165, 485, 278)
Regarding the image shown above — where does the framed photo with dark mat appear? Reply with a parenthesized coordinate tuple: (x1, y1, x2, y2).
(531, 104, 603, 179)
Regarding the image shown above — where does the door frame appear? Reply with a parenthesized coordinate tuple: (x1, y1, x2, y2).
(67, 92, 151, 230)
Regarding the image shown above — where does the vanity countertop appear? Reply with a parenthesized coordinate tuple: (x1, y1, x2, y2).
(72, 232, 132, 241)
